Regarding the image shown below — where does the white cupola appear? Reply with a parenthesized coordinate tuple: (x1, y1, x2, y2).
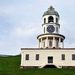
(37, 6, 65, 49)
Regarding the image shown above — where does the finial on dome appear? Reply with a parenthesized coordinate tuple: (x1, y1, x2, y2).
(48, 6, 54, 11)
(50, 6, 53, 9)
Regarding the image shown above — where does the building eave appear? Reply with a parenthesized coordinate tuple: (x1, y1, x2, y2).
(21, 48, 75, 50)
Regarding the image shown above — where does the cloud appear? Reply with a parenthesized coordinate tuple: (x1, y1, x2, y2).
(60, 18, 75, 48)
(0, 0, 75, 55)
(0, 9, 14, 15)
(11, 22, 41, 38)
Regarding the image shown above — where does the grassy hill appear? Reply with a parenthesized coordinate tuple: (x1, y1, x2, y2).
(0, 55, 75, 75)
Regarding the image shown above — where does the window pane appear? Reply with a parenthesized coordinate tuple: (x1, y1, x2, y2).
(56, 27, 58, 32)
(36, 54, 39, 60)
(48, 57, 53, 63)
(72, 54, 75, 60)
(44, 27, 45, 33)
(62, 54, 65, 60)
(49, 41, 52, 47)
(26, 54, 29, 60)
(56, 40, 58, 48)
(43, 42, 45, 47)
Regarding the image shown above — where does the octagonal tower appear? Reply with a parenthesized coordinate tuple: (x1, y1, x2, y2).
(37, 6, 65, 48)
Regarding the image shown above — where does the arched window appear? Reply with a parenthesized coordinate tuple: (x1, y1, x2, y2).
(49, 41, 52, 47)
(44, 18, 46, 23)
(44, 27, 45, 33)
(48, 16, 54, 23)
(56, 18, 58, 23)
(56, 27, 58, 33)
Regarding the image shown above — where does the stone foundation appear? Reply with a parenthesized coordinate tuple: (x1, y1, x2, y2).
(20, 66, 39, 68)
(62, 66, 75, 69)
(20, 66, 75, 69)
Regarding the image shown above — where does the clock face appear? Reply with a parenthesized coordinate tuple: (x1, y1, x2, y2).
(47, 25, 55, 33)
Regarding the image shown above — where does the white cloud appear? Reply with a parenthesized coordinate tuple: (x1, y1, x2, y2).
(65, 42, 75, 48)
(0, 9, 14, 15)
(60, 18, 75, 48)
(11, 22, 41, 38)
(0, 0, 75, 55)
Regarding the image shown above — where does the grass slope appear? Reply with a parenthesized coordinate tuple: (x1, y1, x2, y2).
(0, 55, 75, 75)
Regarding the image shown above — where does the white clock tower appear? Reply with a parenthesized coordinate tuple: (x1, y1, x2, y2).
(21, 6, 75, 69)
(37, 6, 65, 48)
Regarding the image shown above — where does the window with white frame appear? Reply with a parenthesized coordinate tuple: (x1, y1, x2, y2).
(72, 54, 75, 60)
(26, 54, 29, 60)
(61, 54, 65, 60)
(36, 54, 39, 60)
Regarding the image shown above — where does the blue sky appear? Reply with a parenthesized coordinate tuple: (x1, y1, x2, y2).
(0, 0, 75, 55)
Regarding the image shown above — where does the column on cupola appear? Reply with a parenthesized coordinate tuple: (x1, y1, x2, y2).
(38, 39, 40, 48)
(54, 16, 56, 23)
(53, 37, 55, 48)
(41, 38, 43, 48)
(62, 40, 64, 48)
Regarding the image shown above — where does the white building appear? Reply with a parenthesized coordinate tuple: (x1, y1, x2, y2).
(20, 6, 75, 68)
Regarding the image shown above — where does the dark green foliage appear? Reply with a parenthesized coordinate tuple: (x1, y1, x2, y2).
(0, 55, 75, 75)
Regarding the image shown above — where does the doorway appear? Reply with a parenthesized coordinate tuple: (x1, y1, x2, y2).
(48, 57, 53, 63)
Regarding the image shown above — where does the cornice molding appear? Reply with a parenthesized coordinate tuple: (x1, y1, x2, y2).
(37, 33, 65, 39)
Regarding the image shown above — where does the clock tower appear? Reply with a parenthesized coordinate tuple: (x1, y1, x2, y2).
(21, 6, 75, 69)
(37, 6, 65, 48)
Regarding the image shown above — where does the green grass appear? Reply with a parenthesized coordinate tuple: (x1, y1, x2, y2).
(0, 55, 75, 75)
